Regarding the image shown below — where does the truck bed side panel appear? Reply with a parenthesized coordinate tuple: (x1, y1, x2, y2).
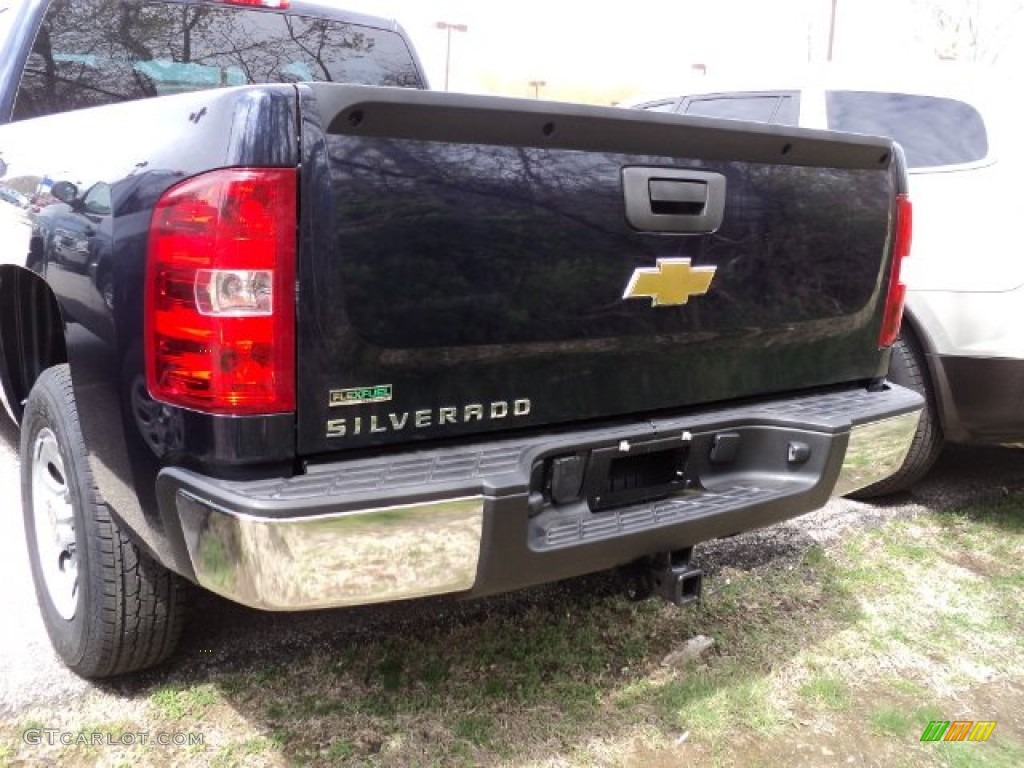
(0, 86, 299, 571)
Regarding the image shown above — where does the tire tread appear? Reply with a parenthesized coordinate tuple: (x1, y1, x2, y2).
(22, 365, 187, 677)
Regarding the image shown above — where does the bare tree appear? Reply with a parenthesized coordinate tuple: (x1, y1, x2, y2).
(915, 0, 1024, 62)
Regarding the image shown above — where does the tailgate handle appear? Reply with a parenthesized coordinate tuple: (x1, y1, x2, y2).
(649, 179, 707, 214)
(622, 167, 726, 233)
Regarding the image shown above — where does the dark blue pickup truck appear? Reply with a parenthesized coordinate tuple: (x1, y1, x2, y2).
(0, 0, 921, 677)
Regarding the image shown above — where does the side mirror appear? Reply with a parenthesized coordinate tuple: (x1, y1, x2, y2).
(50, 181, 78, 204)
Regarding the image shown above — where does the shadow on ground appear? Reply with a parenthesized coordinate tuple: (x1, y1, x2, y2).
(95, 445, 1024, 763)
(4, 410, 1023, 764)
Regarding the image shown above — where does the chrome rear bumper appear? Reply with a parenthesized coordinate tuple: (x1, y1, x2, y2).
(832, 411, 921, 497)
(175, 494, 484, 611)
(159, 384, 922, 611)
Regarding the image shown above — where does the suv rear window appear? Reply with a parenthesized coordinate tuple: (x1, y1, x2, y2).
(826, 91, 988, 168)
(14, 0, 422, 120)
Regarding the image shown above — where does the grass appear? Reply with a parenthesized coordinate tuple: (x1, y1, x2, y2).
(797, 675, 850, 710)
(936, 739, 1024, 768)
(148, 683, 219, 720)
(869, 703, 945, 737)
(326, 739, 357, 759)
(2, 491, 1021, 767)
(453, 714, 495, 746)
(870, 705, 919, 737)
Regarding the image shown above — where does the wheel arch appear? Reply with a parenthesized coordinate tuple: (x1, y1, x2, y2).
(0, 264, 68, 425)
(898, 306, 965, 442)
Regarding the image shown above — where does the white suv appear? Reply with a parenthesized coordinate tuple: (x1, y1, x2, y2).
(634, 69, 1020, 495)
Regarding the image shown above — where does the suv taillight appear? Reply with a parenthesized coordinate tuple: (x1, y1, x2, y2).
(879, 194, 912, 348)
(145, 168, 296, 415)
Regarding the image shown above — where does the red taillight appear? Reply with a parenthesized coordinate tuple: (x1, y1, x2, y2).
(879, 194, 912, 348)
(145, 168, 296, 415)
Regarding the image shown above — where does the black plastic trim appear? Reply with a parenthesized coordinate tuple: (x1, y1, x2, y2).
(306, 83, 896, 171)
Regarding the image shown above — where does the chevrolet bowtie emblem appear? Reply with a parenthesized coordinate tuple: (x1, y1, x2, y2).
(622, 258, 716, 307)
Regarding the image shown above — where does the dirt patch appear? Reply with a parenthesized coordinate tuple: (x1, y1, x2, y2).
(946, 549, 1004, 578)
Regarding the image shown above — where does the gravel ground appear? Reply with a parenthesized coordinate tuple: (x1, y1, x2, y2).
(1, 410, 1022, 718)
(0, 415, 94, 716)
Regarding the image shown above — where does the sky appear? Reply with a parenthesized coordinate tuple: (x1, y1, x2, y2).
(337, 0, 1024, 104)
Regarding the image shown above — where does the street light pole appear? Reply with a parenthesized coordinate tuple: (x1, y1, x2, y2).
(435, 21, 468, 91)
(827, 0, 838, 62)
(528, 79, 546, 99)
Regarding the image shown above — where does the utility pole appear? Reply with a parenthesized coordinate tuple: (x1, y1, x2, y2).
(827, 0, 838, 61)
(435, 21, 468, 91)
(528, 79, 546, 99)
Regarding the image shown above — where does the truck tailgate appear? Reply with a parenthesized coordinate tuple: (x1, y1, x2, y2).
(295, 84, 897, 455)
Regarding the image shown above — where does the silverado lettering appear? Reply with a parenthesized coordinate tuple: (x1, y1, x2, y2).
(326, 399, 533, 438)
(0, 0, 923, 678)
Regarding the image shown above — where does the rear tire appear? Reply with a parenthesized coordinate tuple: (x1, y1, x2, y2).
(21, 364, 187, 677)
(849, 329, 943, 499)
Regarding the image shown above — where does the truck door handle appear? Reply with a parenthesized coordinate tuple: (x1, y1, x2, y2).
(622, 167, 726, 233)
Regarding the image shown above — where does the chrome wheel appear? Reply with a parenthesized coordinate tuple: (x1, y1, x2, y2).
(30, 427, 78, 621)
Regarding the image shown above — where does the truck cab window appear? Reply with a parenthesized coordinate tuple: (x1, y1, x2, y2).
(13, 0, 423, 120)
(678, 92, 800, 126)
(637, 99, 680, 112)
